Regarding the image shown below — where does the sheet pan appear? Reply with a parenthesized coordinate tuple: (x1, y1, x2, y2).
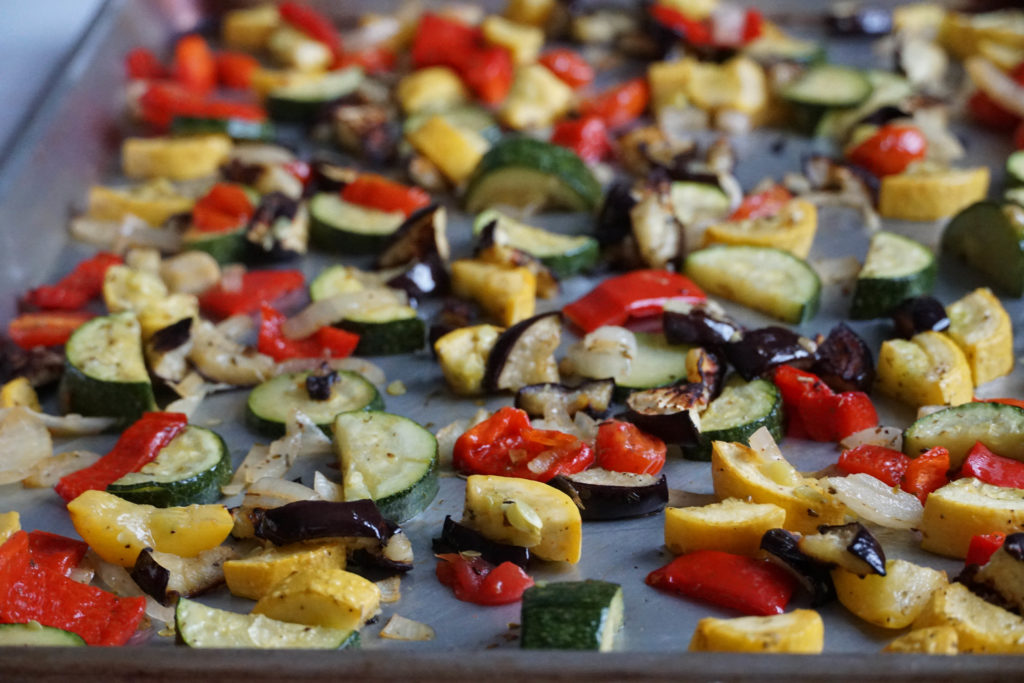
(0, 0, 1022, 679)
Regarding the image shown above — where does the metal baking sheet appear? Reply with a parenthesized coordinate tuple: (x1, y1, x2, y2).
(1, 0, 1023, 679)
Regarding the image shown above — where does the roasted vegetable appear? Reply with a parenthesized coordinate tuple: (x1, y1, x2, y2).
(876, 330, 973, 408)
(890, 296, 949, 339)
(623, 383, 706, 445)
(431, 515, 530, 568)
(725, 326, 815, 381)
(798, 522, 886, 577)
(549, 469, 668, 521)
(663, 300, 743, 348)
(131, 545, 236, 606)
(666, 498, 786, 557)
(832, 559, 947, 629)
(689, 610, 824, 653)
(759, 528, 837, 606)
(811, 323, 875, 394)
(483, 312, 561, 393)
(514, 379, 614, 419)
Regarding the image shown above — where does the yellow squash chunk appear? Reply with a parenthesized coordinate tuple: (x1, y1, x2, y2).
(503, 0, 557, 27)
(406, 115, 490, 185)
(0, 378, 40, 411)
(920, 478, 1024, 559)
(689, 610, 824, 653)
(222, 5, 280, 51)
(451, 259, 536, 326)
(102, 265, 169, 315)
(684, 56, 767, 116)
(267, 24, 331, 72)
(913, 582, 1024, 654)
(832, 559, 948, 629)
(945, 287, 1014, 386)
(878, 166, 990, 221)
(463, 474, 582, 563)
(710, 440, 846, 534)
(500, 63, 574, 130)
(883, 626, 959, 654)
(482, 15, 544, 65)
(433, 324, 503, 395)
(67, 490, 232, 567)
(137, 294, 199, 341)
(122, 135, 232, 182)
(223, 542, 348, 601)
(657, 0, 718, 20)
(252, 567, 380, 631)
(396, 67, 469, 115)
(87, 180, 194, 226)
(876, 331, 973, 408)
(648, 60, 691, 114)
(702, 199, 817, 259)
(0, 511, 20, 545)
(664, 498, 786, 557)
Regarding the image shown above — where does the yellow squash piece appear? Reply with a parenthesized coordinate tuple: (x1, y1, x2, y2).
(702, 199, 817, 259)
(122, 134, 232, 182)
(102, 265, 169, 315)
(689, 610, 824, 653)
(883, 626, 959, 654)
(463, 474, 582, 563)
(451, 259, 536, 326)
(482, 15, 544, 65)
(0, 511, 20, 545)
(878, 166, 990, 221)
(406, 115, 490, 185)
(222, 5, 280, 51)
(252, 567, 381, 631)
(913, 582, 1024, 654)
(684, 56, 768, 117)
(710, 439, 846, 534)
(223, 543, 349, 601)
(832, 560, 948, 629)
(920, 478, 1024, 559)
(647, 60, 692, 114)
(503, 0, 557, 27)
(500, 63, 574, 130)
(876, 331, 973, 408)
(267, 24, 332, 72)
(0, 378, 41, 411)
(396, 67, 469, 115)
(945, 287, 1014, 386)
(433, 324, 504, 395)
(67, 490, 232, 567)
(87, 179, 194, 226)
(664, 498, 786, 557)
(137, 294, 199, 341)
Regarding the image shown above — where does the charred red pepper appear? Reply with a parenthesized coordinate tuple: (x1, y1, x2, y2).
(435, 553, 534, 606)
(453, 406, 594, 482)
(965, 533, 1006, 567)
(279, 1, 344, 67)
(27, 531, 88, 577)
(595, 420, 667, 475)
(846, 124, 928, 178)
(836, 444, 911, 487)
(538, 48, 594, 89)
(729, 185, 792, 221)
(772, 365, 877, 442)
(645, 550, 797, 616)
(23, 252, 121, 310)
(125, 47, 165, 80)
(960, 441, 1024, 489)
(579, 78, 650, 130)
(341, 174, 431, 217)
(550, 116, 611, 163)
(192, 182, 255, 233)
(649, 5, 763, 48)
(8, 311, 95, 349)
(138, 81, 266, 130)
(901, 446, 950, 504)
(172, 34, 216, 94)
(198, 269, 305, 318)
(215, 51, 259, 90)
(257, 304, 359, 362)
(55, 412, 189, 502)
(562, 270, 706, 334)
(0, 531, 146, 646)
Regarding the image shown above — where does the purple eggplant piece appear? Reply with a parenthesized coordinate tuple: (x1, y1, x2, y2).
(550, 471, 667, 521)
(0, 336, 63, 387)
(149, 317, 192, 353)
(663, 301, 743, 347)
(891, 296, 949, 339)
(515, 379, 614, 419)
(826, 4, 892, 35)
(386, 257, 450, 303)
(725, 326, 815, 380)
(307, 158, 359, 195)
(253, 499, 394, 546)
(131, 548, 171, 604)
(375, 204, 449, 270)
(623, 383, 706, 445)
(760, 528, 836, 606)
(432, 516, 531, 567)
(595, 182, 637, 246)
(799, 522, 886, 577)
(812, 323, 874, 393)
(483, 312, 562, 392)
(305, 369, 339, 401)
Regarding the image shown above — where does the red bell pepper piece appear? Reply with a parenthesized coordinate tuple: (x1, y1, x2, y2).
(960, 441, 1024, 489)
(459, 45, 514, 105)
(198, 269, 305, 318)
(965, 533, 1006, 567)
(172, 34, 216, 94)
(772, 365, 877, 442)
(8, 311, 95, 350)
(337, 45, 397, 75)
(138, 81, 267, 130)
(453, 406, 594, 482)
(410, 13, 480, 70)
(55, 412, 189, 503)
(550, 116, 611, 163)
(901, 447, 950, 504)
(282, 160, 312, 186)
(649, 5, 763, 47)
(836, 444, 911, 487)
(216, 51, 259, 89)
(579, 78, 650, 130)
(341, 174, 431, 217)
(23, 252, 122, 310)
(595, 420, 667, 475)
(280, 1, 344, 67)
(27, 531, 89, 577)
(729, 185, 792, 221)
(645, 550, 797, 616)
(0, 531, 31, 592)
(125, 47, 166, 80)
(192, 182, 255, 233)
(846, 124, 928, 178)
(257, 304, 359, 362)
(969, 91, 1021, 130)
(562, 270, 705, 333)
(538, 48, 594, 89)
(435, 553, 534, 606)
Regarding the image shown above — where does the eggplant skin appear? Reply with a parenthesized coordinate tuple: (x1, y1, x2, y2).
(812, 323, 875, 394)
(150, 318, 192, 353)
(760, 529, 836, 607)
(663, 305, 742, 348)
(725, 327, 815, 381)
(432, 515, 530, 567)
(131, 548, 171, 604)
(514, 379, 614, 419)
(890, 296, 949, 340)
(595, 181, 637, 246)
(482, 312, 562, 393)
(253, 500, 393, 546)
(550, 472, 668, 521)
(623, 384, 705, 445)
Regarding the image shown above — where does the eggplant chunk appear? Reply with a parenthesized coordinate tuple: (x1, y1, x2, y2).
(760, 528, 836, 606)
(253, 499, 395, 546)
(245, 192, 307, 260)
(623, 383, 707, 445)
(595, 181, 638, 246)
(663, 299, 743, 347)
(811, 323, 875, 393)
(515, 379, 614, 419)
(549, 470, 668, 521)
(386, 258, 449, 302)
(432, 515, 530, 567)
(725, 326, 816, 380)
(891, 296, 949, 339)
(375, 204, 450, 270)
(797, 522, 886, 577)
(131, 545, 237, 606)
(483, 312, 561, 392)
(826, 4, 892, 35)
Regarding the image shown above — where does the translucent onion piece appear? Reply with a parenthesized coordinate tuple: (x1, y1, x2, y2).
(69, 215, 182, 253)
(216, 314, 255, 342)
(312, 471, 345, 502)
(274, 356, 387, 386)
(229, 143, 296, 166)
(376, 576, 402, 604)
(383, 531, 414, 564)
(282, 289, 406, 340)
(839, 425, 903, 452)
(748, 426, 784, 462)
(812, 256, 862, 286)
(967, 56, 1024, 118)
(22, 450, 101, 488)
(220, 264, 246, 293)
(88, 551, 176, 624)
(564, 326, 637, 382)
(284, 410, 333, 458)
(0, 407, 52, 484)
(222, 445, 279, 497)
(190, 320, 275, 386)
(825, 474, 923, 530)
(247, 476, 320, 503)
(380, 614, 434, 641)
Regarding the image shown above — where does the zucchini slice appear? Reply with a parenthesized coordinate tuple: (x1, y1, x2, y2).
(308, 193, 406, 253)
(0, 623, 86, 646)
(780, 65, 873, 110)
(266, 67, 364, 122)
(683, 378, 784, 461)
(474, 210, 599, 278)
(942, 201, 1024, 297)
(668, 181, 731, 226)
(1007, 150, 1024, 189)
(520, 580, 624, 651)
(106, 426, 231, 507)
(464, 138, 602, 213)
(182, 226, 248, 265)
(850, 231, 936, 319)
(813, 70, 912, 141)
(246, 370, 383, 437)
(684, 245, 821, 324)
(171, 115, 275, 142)
(903, 402, 1024, 468)
(334, 411, 439, 523)
(61, 312, 156, 424)
(175, 598, 359, 649)
(613, 332, 692, 399)
(403, 105, 502, 144)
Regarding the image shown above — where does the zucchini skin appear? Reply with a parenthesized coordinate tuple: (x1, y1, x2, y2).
(183, 228, 249, 265)
(942, 201, 1024, 297)
(375, 459, 439, 524)
(59, 361, 156, 426)
(245, 371, 385, 438)
(308, 194, 403, 254)
(682, 380, 784, 461)
(336, 316, 426, 356)
(520, 580, 623, 650)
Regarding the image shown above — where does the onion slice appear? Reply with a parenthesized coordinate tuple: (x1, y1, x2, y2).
(22, 450, 102, 489)
(70, 215, 182, 253)
(376, 576, 402, 604)
(380, 614, 434, 641)
(0, 407, 52, 484)
(824, 474, 923, 530)
(839, 425, 903, 451)
(967, 56, 1024, 119)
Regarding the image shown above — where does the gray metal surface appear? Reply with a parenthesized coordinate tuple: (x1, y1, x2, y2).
(0, 0, 1023, 677)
